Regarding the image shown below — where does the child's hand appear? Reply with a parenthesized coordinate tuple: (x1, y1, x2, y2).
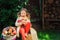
(22, 19, 27, 25)
(11, 33, 14, 36)
(25, 33, 28, 37)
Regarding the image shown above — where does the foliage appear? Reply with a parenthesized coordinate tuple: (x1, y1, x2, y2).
(0, 0, 29, 31)
(0, 0, 41, 31)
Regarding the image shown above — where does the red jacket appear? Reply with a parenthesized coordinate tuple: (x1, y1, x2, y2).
(25, 22, 31, 33)
(15, 18, 31, 34)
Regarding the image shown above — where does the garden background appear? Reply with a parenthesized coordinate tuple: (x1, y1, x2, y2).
(0, 0, 60, 40)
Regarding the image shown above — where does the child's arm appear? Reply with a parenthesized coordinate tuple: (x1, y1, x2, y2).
(2, 28, 8, 36)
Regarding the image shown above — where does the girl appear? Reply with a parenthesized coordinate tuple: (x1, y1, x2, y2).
(15, 8, 31, 40)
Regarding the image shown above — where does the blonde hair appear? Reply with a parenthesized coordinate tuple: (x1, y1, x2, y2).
(17, 8, 30, 19)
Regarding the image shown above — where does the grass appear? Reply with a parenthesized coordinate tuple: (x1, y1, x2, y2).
(37, 31, 60, 40)
(0, 31, 60, 40)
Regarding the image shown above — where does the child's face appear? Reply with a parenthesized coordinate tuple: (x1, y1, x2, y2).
(9, 28, 12, 33)
(20, 10, 26, 17)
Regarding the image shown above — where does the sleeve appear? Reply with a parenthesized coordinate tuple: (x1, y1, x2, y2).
(15, 18, 19, 26)
(15, 18, 22, 26)
(2, 27, 8, 35)
(25, 20, 31, 34)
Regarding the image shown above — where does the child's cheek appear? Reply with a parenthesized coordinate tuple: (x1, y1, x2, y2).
(13, 31, 16, 35)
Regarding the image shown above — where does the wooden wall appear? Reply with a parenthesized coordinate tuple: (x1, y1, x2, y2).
(43, 0, 60, 30)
